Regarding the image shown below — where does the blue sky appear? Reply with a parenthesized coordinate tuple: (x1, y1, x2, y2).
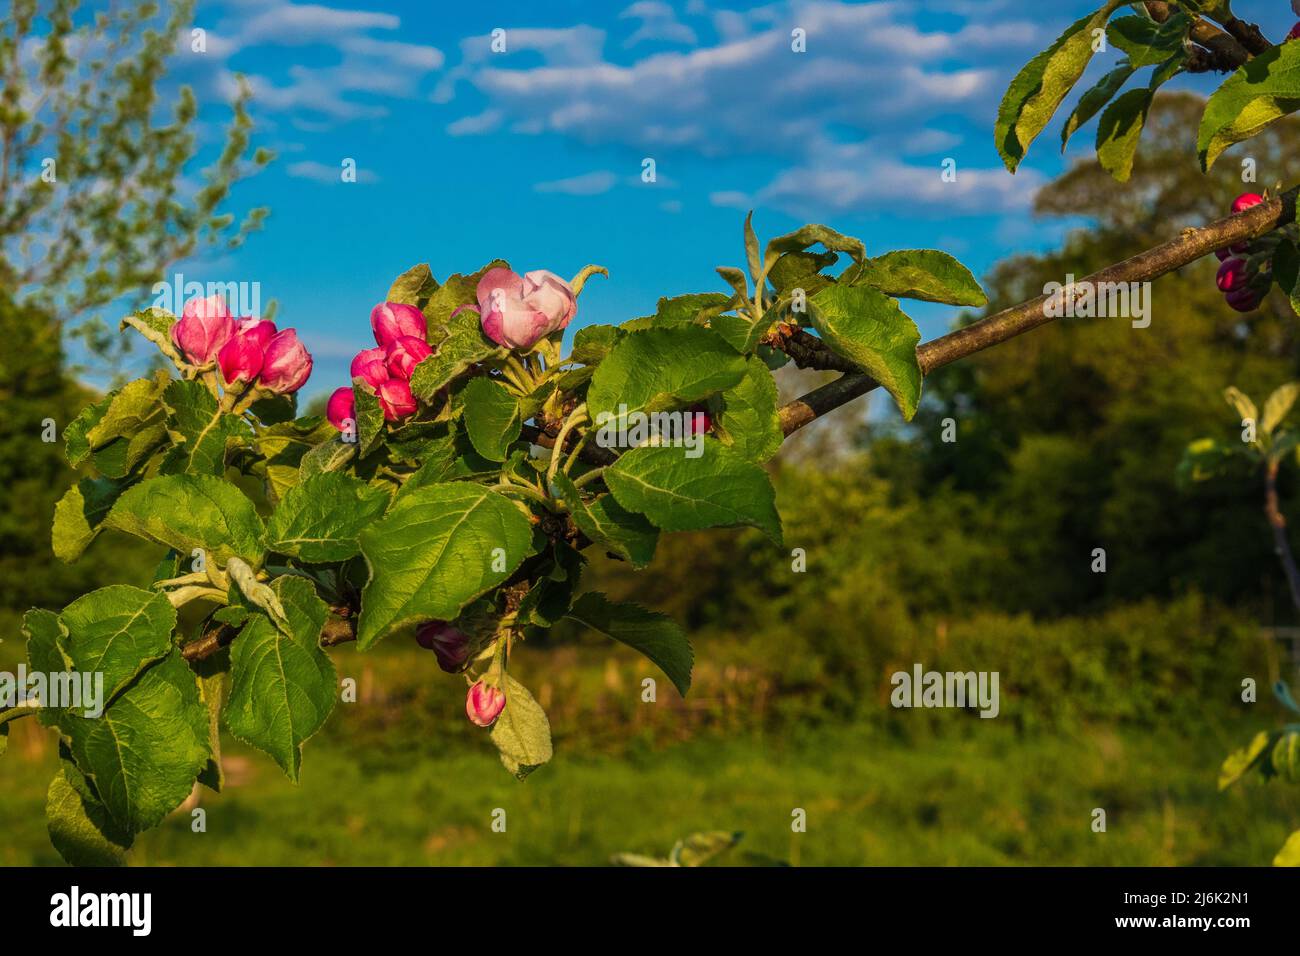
(131, 0, 1299, 400)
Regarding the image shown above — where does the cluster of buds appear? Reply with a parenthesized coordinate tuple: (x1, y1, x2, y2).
(1214, 193, 1272, 313)
(328, 302, 431, 430)
(414, 620, 508, 727)
(170, 295, 313, 399)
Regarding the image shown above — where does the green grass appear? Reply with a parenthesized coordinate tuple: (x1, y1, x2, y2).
(3, 714, 1295, 866)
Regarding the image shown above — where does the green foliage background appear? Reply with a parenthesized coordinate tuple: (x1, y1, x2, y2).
(4, 93, 1300, 865)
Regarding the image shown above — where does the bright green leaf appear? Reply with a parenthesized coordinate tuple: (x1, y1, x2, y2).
(356, 483, 534, 649)
(810, 284, 923, 420)
(567, 592, 693, 696)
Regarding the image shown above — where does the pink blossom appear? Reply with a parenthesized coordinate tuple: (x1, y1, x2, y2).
(370, 302, 427, 348)
(260, 329, 313, 394)
(474, 267, 577, 350)
(171, 294, 235, 364)
(466, 680, 506, 727)
(326, 387, 356, 432)
(376, 378, 417, 421)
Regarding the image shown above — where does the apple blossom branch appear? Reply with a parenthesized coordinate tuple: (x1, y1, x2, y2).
(777, 187, 1300, 436)
(181, 189, 1298, 665)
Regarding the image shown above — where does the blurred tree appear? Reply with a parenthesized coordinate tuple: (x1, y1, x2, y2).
(0, 0, 268, 631)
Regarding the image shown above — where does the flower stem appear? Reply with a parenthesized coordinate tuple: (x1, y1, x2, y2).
(546, 403, 588, 487)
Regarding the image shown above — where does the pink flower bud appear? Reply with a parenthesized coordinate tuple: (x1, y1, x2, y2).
(475, 267, 577, 350)
(350, 347, 390, 392)
(260, 329, 313, 394)
(1288, 21, 1300, 41)
(1225, 287, 1261, 312)
(1232, 193, 1264, 213)
(170, 294, 235, 364)
(415, 621, 471, 672)
(385, 335, 433, 380)
(376, 378, 417, 421)
(1216, 258, 1249, 292)
(370, 302, 427, 348)
(687, 404, 712, 436)
(466, 680, 506, 727)
(217, 324, 266, 385)
(327, 387, 356, 432)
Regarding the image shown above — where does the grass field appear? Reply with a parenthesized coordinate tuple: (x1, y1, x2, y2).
(3, 706, 1296, 866)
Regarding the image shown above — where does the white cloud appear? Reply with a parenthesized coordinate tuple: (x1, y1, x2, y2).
(286, 160, 378, 184)
(621, 1, 699, 47)
(197, 1, 445, 128)
(534, 171, 620, 195)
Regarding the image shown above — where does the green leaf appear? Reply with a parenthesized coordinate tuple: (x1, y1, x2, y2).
(1275, 830, 1300, 867)
(353, 383, 385, 458)
(768, 250, 837, 294)
(51, 476, 129, 562)
(763, 223, 866, 268)
(587, 326, 748, 427)
(1096, 87, 1154, 183)
(404, 425, 501, 489)
(567, 592, 693, 696)
(551, 473, 658, 568)
(1062, 65, 1135, 151)
(1175, 437, 1241, 486)
(1271, 732, 1300, 783)
(356, 483, 534, 649)
(193, 651, 227, 792)
(387, 263, 439, 308)
(488, 675, 553, 779)
(223, 577, 337, 782)
(1106, 11, 1189, 68)
(644, 293, 732, 329)
(55, 649, 210, 832)
(159, 379, 248, 476)
(462, 377, 523, 462)
(809, 284, 923, 420)
(84, 372, 170, 449)
(254, 416, 337, 504)
(713, 356, 783, 462)
(672, 830, 743, 866)
(104, 474, 265, 566)
(516, 543, 584, 627)
(119, 307, 180, 364)
(1219, 731, 1273, 790)
(1223, 386, 1258, 427)
(604, 439, 783, 544)
(1199, 41, 1300, 170)
(1263, 383, 1300, 435)
(996, 2, 1126, 172)
(264, 473, 392, 562)
(46, 766, 133, 867)
(59, 585, 177, 701)
(845, 250, 986, 307)
(1273, 239, 1300, 315)
(571, 324, 625, 364)
(409, 301, 505, 399)
(64, 394, 113, 466)
(299, 436, 358, 480)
